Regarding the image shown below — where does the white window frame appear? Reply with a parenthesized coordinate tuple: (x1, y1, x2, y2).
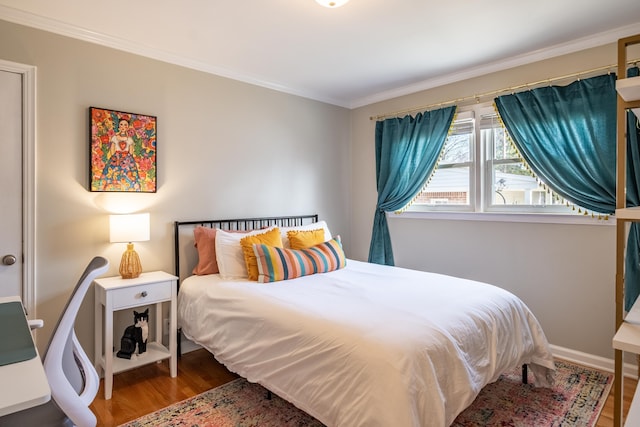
(404, 102, 609, 225)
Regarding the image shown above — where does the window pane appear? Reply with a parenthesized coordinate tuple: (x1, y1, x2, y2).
(413, 130, 472, 207)
(491, 161, 562, 206)
(416, 165, 470, 205)
(440, 133, 471, 164)
(491, 127, 518, 160)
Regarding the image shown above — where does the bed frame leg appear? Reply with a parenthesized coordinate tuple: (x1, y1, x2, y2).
(266, 390, 272, 400)
(177, 328, 182, 357)
(522, 364, 528, 384)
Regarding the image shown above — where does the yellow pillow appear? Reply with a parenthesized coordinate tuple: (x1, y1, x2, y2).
(240, 227, 283, 281)
(287, 229, 325, 250)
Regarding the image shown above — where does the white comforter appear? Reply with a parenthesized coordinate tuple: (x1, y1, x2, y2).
(178, 259, 555, 427)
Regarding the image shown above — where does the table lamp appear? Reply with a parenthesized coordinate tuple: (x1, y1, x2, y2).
(109, 213, 150, 279)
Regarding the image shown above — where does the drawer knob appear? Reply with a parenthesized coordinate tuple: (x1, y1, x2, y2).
(140, 291, 148, 298)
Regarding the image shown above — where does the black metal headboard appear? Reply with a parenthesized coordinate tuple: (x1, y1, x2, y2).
(173, 214, 319, 289)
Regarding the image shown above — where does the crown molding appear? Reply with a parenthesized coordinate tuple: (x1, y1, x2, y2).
(0, 5, 349, 108)
(350, 22, 640, 109)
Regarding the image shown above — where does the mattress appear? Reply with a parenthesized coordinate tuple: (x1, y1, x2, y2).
(178, 259, 555, 426)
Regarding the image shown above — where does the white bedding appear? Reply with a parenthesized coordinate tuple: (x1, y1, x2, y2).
(178, 259, 555, 427)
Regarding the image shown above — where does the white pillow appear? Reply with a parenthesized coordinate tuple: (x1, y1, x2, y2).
(215, 226, 277, 279)
(280, 220, 332, 248)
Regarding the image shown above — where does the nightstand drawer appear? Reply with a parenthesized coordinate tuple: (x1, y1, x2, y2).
(111, 281, 172, 309)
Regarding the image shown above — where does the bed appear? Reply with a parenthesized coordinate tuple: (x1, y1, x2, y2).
(174, 214, 555, 427)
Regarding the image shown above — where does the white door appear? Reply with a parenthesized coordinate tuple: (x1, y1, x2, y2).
(0, 69, 23, 298)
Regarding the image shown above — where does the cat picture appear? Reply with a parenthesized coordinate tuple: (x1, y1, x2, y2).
(116, 308, 149, 360)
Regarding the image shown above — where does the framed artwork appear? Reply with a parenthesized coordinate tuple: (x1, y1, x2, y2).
(89, 107, 157, 192)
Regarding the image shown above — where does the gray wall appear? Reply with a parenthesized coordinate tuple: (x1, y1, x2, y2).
(0, 19, 351, 356)
(350, 43, 619, 359)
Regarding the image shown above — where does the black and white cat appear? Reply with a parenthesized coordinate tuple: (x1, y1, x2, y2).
(116, 309, 149, 360)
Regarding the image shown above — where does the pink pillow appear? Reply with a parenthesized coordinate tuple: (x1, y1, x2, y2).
(192, 227, 218, 275)
(192, 227, 251, 275)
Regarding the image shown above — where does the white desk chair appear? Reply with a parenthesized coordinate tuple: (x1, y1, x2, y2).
(0, 256, 109, 427)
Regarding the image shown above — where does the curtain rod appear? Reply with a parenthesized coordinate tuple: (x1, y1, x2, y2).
(369, 58, 640, 121)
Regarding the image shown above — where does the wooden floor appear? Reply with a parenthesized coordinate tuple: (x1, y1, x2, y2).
(90, 349, 637, 427)
(91, 349, 238, 426)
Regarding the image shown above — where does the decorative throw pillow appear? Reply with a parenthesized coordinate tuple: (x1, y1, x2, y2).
(216, 227, 278, 279)
(287, 229, 325, 250)
(192, 226, 218, 275)
(239, 227, 284, 281)
(192, 227, 251, 275)
(280, 220, 332, 248)
(253, 236, 346, 283)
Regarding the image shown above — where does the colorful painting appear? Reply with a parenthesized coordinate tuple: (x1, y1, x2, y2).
(90, 107, 157, 192)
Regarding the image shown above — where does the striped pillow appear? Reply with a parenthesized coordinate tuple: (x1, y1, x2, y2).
(253, 236, 346, 283)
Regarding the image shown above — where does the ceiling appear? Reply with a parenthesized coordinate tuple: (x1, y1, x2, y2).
(1, 0, 640, 108)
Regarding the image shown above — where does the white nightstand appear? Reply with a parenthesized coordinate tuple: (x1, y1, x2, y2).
(94, 271, 178, 400)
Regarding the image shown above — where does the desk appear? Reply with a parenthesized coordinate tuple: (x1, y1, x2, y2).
(0, 296, 51, 416)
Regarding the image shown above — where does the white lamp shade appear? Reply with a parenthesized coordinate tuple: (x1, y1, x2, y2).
(315, 0, 349, 7)
(109, 213, 150, 243)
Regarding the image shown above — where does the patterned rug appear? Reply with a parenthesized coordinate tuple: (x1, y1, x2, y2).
(119, 360, 612, 427)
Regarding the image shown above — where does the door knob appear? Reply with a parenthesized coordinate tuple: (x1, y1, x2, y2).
(2, 255, 17, 265)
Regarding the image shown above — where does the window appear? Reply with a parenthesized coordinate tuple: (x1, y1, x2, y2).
(413, 113, 474, 209)
(409, 103, 576, 215)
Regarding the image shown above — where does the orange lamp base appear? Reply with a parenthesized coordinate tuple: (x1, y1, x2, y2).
(119, 243, 142, 279)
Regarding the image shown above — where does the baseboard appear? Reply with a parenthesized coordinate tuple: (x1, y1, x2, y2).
(550, 344, 638, 378)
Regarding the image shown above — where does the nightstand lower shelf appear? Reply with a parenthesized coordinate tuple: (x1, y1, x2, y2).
(99, 342, 170, 374)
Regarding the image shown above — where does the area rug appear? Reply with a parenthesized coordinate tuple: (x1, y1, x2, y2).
(119, 360, 612, 427)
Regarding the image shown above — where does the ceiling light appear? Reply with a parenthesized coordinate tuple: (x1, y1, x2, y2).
(315, 0, 350, 8)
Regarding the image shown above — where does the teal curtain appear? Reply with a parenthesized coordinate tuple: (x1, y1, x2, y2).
(368, 106, 456, 265)
(495, 71, 640, 310)
(494, 74, 617, 214)
(624, 67, 640, 310)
